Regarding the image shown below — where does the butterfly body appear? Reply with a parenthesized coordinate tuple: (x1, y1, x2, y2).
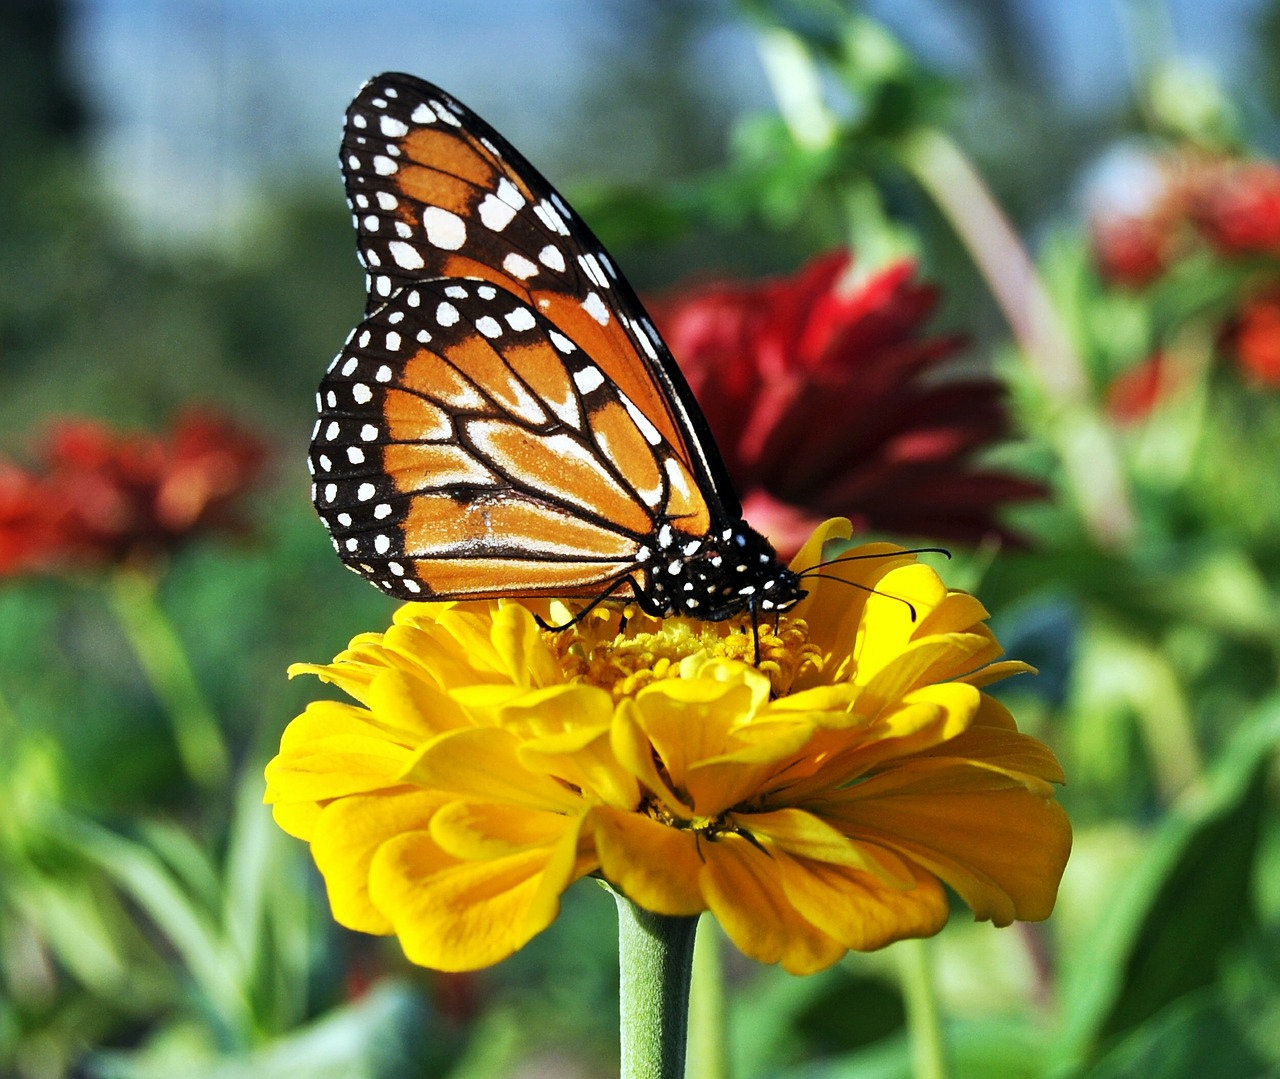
(311, 72, 804, 622)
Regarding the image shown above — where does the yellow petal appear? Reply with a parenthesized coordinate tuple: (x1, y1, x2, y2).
(519, 726, 641, 811)
(265, 705, 415, 805)
(270, 801, 320, 841)
(861, 632, 997, 710)
(364, 668, 470, 740)
(310, 788, 444, 934)
(915, 591, 991, 636)
(778, 683, 982, 800)
(630, 678, 761, 795)
(611, 699, 691, 817)
(430, 799, 578, 860)
(959, 659, 1038, 690)
(683, 720, 819, 814)
(743, 808, 911, 882)
(402, 727, 584, 814)
(369, 818, 587, 971)
(700, 833, 847, 975)
(287, 660, 378, 706)
(771, 847, 949, 951)
(275, 700, 380, 752)
(592, 806, 706, 915)
(820, 752, 1072, 924)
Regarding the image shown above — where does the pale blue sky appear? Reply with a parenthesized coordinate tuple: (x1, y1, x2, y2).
(65, 0, 1269, 242)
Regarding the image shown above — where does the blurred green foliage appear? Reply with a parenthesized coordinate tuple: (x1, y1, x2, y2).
(4, 0, 1280, 1077)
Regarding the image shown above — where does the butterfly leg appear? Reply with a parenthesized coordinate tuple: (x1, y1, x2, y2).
(533, 575, 639, 632)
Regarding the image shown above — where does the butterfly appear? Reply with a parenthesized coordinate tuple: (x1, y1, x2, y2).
(310, 72, 806, 625)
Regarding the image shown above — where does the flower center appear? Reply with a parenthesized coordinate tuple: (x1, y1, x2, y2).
(548, 610, 821, 698)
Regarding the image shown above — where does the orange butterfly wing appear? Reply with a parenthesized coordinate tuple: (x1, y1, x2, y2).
(315, 276, 696, 602)
(314, 73, 743, 603)
(340, 73, 733, 517)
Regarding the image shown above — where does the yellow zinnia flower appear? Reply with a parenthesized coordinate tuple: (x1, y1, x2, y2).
(266, 519, 1070, 976)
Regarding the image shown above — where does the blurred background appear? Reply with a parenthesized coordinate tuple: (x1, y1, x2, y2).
(4, 0, 1280, 1076)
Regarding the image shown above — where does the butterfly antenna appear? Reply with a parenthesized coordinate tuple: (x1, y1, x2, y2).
(796, 573, 919, 622)
(801, 546, 951, 573)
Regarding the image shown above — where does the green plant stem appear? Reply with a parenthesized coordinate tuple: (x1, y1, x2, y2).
(614, 890, 698, 1079)
(899, 937, 948, 1079)
(686, 914, 729, 1079)
(107, 568, 230, 791)
(898, 126, 1136, 550)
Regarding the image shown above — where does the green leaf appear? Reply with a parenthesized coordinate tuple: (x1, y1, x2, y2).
(1080, 990, 1267, 1079)
(86, 981, 439, 1079)
(1057, 701, 1280, 1060)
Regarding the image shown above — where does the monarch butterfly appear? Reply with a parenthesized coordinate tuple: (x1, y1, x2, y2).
(311, 72, 805, 624)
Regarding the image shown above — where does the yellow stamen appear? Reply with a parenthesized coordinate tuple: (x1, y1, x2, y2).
(548, 610, 822, 698)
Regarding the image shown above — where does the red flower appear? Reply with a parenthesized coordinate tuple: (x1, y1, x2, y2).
(0, 464, 63, 576)
(1091, 215, 1174, 288)
(1228, 290, 1280, 386)
(1105, 352, 1185, 423)
(653, 252, 1044, 556)
(1192, 163, 1280, 257)
(0, 409, 267, 577)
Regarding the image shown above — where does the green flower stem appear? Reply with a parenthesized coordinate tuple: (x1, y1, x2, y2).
(686, 914, 729, 1079)
(898, 937, 948, 1079)
(897, 126, 1136, 550)
(107, 568, 230, 791)
(614, 890, 699, 1079)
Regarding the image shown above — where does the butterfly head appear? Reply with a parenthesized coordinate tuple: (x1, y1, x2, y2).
(636, 519, 806, 622)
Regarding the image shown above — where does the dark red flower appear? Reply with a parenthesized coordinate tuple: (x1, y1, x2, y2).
(653, 252, 1044, 556)
(0, 409, 267, 577)
(1191, 162, 1280, 257)
(1227, 289, 1280, 386)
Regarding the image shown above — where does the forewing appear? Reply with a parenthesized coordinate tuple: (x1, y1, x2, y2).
(340, 71, 735, 529)
(311, 278, 706, 602)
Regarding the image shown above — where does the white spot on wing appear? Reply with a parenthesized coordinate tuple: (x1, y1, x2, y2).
(538, 244, 566, 272)
(380, 116, 408, 137)
(664, 458, 691, 500)
(503, 252, 538, 279)
(504, 307, 536, 331)
(582, 291, 610, 325)
(534, 199, 570, 235)
(549, 330, 576, 354)
(620, 393, 662, 446)
(422, 206, 466, 250)
(573, 365, 605, 394)
(431, 100, 461, 126)
(496, 177, 525, 208)
(579, 253, 609, 289)
(627, 321, 654, 361)
(477, 194, 517, 231)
